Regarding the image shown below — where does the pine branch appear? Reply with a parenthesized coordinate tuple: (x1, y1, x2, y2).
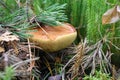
(0, 8, 32, 38)
(0, 0, 68, 39)
(36, 3, 67, 26)
(0, 0, 11, 13)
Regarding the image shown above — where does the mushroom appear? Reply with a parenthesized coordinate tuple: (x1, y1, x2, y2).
(29, 23, 77, 52)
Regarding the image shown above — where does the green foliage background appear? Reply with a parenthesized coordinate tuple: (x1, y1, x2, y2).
(0, 0, 120, 79)
(85, 0, 120, 66)
(0, 0, 120, 65)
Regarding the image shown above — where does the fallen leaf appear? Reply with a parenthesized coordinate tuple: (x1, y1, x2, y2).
(0, 47, 4, 53)
(117, 5, 120, 12)
(0, 31, 19, 42)
(102, 5, 120, 24)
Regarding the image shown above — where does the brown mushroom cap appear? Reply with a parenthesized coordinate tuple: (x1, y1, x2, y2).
(29, 23, 77, 52)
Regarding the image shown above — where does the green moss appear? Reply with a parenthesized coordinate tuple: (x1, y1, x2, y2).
(86, 0, 108, 43)
(86, 0, 120, 66)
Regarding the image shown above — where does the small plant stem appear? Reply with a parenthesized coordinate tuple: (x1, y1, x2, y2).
(112, 65, 116, 80)
(43, 56, 53, 76)
(27, 38, 33, 80)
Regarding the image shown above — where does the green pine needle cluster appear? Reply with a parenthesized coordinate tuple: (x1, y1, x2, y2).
(35, 3, 68, 26)
(84, 70, 111, 80)
(0, 8, 32, 38)
(0, 66, 14, 80)
(0, 0, 68, 39)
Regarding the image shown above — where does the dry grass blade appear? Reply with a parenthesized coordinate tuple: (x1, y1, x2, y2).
(1, 50, 39, 76)
(63, 38, 113, 79)
(82, 40, 112, 74)
(61, 40, 86, 80)
(11, 57, 39, 70)
(0, 36, 40, 79)
(67, 40, 86, 78)
(43, 56, 53, 76)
